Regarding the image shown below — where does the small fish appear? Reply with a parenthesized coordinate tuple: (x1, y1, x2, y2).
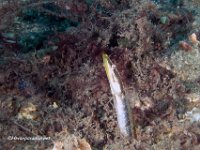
(102, 53, 133, 137)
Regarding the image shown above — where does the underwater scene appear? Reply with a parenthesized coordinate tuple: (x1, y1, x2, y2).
(0, 0, 200, 149)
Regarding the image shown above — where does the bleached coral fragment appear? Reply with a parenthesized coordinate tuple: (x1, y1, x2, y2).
(185, 107, 200, 122)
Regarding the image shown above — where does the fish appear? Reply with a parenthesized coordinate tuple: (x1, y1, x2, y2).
(102, 53, 133, 137)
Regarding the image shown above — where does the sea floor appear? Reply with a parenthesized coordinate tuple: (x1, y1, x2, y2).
(0, 0, 200, 149)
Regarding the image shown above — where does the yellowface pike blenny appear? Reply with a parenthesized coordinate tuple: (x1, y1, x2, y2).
(102, 53, 132, 137)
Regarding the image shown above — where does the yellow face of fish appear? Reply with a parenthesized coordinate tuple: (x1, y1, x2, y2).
(102, 53, 125, 95)
(102, 53, 112, 81)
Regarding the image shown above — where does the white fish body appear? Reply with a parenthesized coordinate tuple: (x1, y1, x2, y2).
(102, 53, 132, 137)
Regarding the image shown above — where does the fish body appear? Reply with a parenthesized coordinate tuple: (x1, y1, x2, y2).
(102, 53, 132, 137)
